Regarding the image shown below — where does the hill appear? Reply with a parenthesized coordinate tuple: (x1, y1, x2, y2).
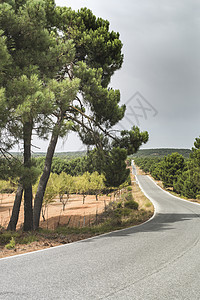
(131, 148, 191, 158)
(9, 151, 86, 159)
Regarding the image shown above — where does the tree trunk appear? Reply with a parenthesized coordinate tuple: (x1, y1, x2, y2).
(33, 119, 62, 230)
(7, 183, 23, 231)
(23, 122, 33, 231)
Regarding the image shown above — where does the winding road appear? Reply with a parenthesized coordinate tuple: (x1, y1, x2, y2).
(1, 171, 200, 299)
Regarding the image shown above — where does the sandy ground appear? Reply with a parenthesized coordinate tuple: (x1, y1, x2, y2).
(0, 193, 112, 230)
(0, 193, 113, 258)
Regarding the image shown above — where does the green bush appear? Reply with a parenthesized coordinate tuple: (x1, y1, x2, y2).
(117, 202, 123, 208)
(123, 208, 132, 216)
(0, 180, 15, 193)
(5, 237, 16, 249)
(125, 191, 134, 201)
(124, 200, 139, 210)
(113, 208, 123, 218)
(0, 232, 19, 245)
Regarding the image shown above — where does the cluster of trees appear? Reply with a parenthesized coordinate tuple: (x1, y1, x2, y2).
(35, 156, 87, 177)
(132, 148, 191, 158)
(35, 149, 133, 187)
(0, 0, 148, 231)
(34, 171, 105, 219)
(134, 137, 200, 199)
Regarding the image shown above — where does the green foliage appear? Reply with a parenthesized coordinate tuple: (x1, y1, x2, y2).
(126, 158, 131, 166)
(124, 200, 138, 210)
(114, 126, 148, 155)
(0, 232, 19, 245)
(75, 172, 90, 203)
(18, 235, 37, 245)
(52, 172, 73, 199)
(0, 157, 23, 181)
(117, 202, 123, 208)
(161, 153, 186, 188)
(0, 180, 15, 193)
(104, 148, 130, 187)
(134, 138, 200, 199)
(55, 6, 123, 87)
(34, 173, 57, 209)
(131, 148, 191, 158)
(43, 173, 57, 206)
(124, 191, 134, 202)
(0, 230, 37, 246)
(134, 157, 163, 175)
(1, 1, 149, 231)
(35, 150, 132, 188)
(5, 237, 16, 249)
(89, 172, 105, 200)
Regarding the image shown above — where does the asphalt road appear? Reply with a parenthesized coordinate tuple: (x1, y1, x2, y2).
(1, 174, 200, 299)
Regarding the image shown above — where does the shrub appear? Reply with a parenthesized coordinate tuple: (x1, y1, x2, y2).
(123, 208, 132, 216)
(117, 202, 123, 208)
(125, 191, 134, 201)
(5, 237, 16, 249)
(124, 200, 139, 210)
(113, 208, 123, 218)
(0, 232, 19, 245)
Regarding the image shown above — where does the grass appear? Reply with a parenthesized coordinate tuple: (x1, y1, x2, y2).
(5, 237, 16, 249)
(0, 231, 38, 247)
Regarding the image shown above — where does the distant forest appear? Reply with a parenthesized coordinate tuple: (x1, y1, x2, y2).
(131, 148, 191, 158)
(10, 151, 86, 159)
(9, 149, 191, 159)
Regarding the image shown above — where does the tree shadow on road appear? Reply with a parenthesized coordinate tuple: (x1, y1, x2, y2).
(82, 212, 200, 242)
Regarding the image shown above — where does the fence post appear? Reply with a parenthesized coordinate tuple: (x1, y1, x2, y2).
(96, 208, 98, 225)
(83, 214, 85, 227)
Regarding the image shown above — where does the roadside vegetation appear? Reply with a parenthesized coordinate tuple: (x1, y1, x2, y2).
(133, 136, 200, 200)
(0, 172, 153, 257)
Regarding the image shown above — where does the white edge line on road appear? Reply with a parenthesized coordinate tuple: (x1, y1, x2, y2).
(135, 174, 158, 217)
(147, 175, 200, 207)
(0, 176, 158, 262)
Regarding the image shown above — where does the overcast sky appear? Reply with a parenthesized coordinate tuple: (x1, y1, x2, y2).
(29, 0, 200, 152)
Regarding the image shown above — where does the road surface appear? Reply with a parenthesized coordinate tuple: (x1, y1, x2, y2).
(1, 174, 200, 299)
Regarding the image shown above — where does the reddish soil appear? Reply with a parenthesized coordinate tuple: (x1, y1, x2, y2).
(0, 193, 112, 230)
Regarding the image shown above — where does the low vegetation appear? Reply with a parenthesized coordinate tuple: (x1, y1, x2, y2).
(0, 177, 153, 257)
(134, 136, 200, 200)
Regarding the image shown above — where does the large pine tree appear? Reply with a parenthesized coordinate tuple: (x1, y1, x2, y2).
(0, 0, 148, 230)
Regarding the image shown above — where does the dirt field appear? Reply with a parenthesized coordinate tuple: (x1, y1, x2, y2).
(0, 193, 112, 230)
(0, 170, 154, 258)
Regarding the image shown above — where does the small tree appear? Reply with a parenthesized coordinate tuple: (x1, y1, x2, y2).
(160, 153, 186, 188)
(53, 172, 74, 210)
(41, 174, 57, 222)
(76, 172, 90, 204)
(90, 172, 105, 201)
